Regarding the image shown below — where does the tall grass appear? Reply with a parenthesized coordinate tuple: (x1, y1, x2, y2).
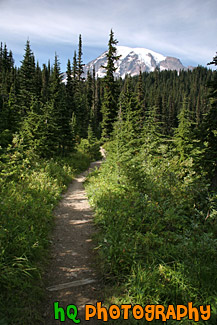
(85, 142, 217, 324)
(0, 145, 91, 324)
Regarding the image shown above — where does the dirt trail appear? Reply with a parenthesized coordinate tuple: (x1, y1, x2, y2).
(42, 158, 104, 324)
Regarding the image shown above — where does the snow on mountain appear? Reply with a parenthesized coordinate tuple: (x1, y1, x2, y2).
(83, 46, 187, 79)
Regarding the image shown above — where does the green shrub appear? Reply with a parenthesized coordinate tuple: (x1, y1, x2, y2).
(85, 140, 217, 324)
(77, 138, 102, 160)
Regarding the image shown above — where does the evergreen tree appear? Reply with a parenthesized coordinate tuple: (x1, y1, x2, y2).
(77, 35, 84, 82)
(118, 75, 142, 143)
(49, 54, 73, 153)
(18, 40, 36, 114)
(9, 81, 19, 122)
(0, 42, 2, 73)
(200, 53, 217, 185)
(101, 29, 121, 140)
(136, 70, 145, 113)
(72, 50, 78, 106)
(73, 36, 88, 138)
(41, 63, 50, 103)
(174, 96, 194, 161)
(134, 70, 146, 130)
(20, 99, 44, 153)
(66, 59, 73, 88)
(72, 51, 78, 81)
(0, 44, 15, 106)
(65, 59, 74, 118)
(93, 73, 103, 138)
(73, 87, 88, 138)
(34, 61, 42, 100)
(0, 43, 17, 146)
(88, 66, 101, 137)
(86, 70, 93, 112)
(20, 99, 61, 157)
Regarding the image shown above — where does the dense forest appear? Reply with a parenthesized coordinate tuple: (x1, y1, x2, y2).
(1, 30, 217, 324)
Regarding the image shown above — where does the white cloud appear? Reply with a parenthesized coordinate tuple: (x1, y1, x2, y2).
(0, 0, 216, 67)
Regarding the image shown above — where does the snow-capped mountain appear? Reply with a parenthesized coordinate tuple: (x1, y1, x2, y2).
(83, 46, 188, 79)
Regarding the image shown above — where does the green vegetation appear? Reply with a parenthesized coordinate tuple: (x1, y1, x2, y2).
(0, 140, 91, 324)
(0, 35, 103, 324)
(85, 138, 217, 324)
(1, 31, 217, 324)
(84, 50, 217, 324)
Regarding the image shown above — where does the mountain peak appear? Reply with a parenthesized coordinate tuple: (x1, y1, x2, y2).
(83, 46, 187, 78)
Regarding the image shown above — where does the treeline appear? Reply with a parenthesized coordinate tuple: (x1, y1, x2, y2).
(0, 34, 215, 161)
(0, 37, 101, 156)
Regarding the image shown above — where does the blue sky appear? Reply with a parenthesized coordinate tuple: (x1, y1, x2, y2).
(0, 0, 217, 71)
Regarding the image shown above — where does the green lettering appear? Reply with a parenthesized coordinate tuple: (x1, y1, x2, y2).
(67, 305, 81, 323)
(54, 302, 65, 322)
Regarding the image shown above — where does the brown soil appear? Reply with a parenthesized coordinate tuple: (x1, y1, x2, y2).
(42, 159, 104, 324)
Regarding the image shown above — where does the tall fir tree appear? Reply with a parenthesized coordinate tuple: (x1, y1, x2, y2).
(73, 36, 88, 138)
(0, 43, 17, 146)
(0, 42, 2, 73)
(118, 75, 142, 145)
(34, 61, 42, 101)
(77, 34, 84, 82)
(18, 40, 36, 114)
(89, 66, 101, 137)
(174, 96, 194, 161)
(101, 29, 121, 140)
(86, 70, 93, 129)
(65, 59, 74, 117)
(72, 51, 78, 80)
(200, 53, 217, 185)
(49, 54, 73, 154)
(41, 63, 50, 103)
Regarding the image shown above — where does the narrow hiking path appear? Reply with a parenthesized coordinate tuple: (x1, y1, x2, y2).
(42, 158, 104, 324)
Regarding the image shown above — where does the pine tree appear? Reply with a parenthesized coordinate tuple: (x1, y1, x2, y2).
(135, 70, 146, 130)
(200, 53, 217, 185)
(89, 66, 101, 137)
(82, 70, 93, 136)
(93, 73, 102, 138)
(49, 54, 73, 154)
(0, 44, 15, 106)
(118, 76, 141, 142)
(72, 51, 78, 81)
(0, 43, 17, 146)
(41, 63, 50, 103)
(86, 70, 93, 112)
(101, 29, 121, 140)
(18, 40, 36, 114)
(174, 96, 194, 161)
(136, 71, 145, 108)
(7, 82, 20, 134)
(34, 61, 42, 101)
(66, 59, 73, 87)
(66, 59, 74, 118)
(20, 99, 61, 157)
(73, 88, 88, 138)
(0, 42, 3, 73)
(73, 36, 88, 138)
(77, 35, 84, 82)
(111, 76, 145, 186)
